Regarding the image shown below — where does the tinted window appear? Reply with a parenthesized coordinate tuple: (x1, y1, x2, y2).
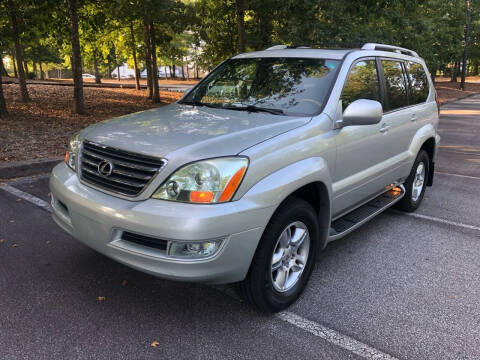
(342, 60, 381, 110)
(406, 61, 429, 104)
(381, 60, 409, 111)
(182, 57, 341, 116)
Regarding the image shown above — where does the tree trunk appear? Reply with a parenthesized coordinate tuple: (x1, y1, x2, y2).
(68, 0, 85, 114)
(451, 62, 458, 82)
(460, 0, 472, 90)
(149, 20, 160, 103)
(7, 1, 30, 101)
(129, 22, 141, 90)
(181, 59, 185, 80)
(164, 66, 167, 80)
(236, 0, 246, 53)
(33, 62, 38, 79)
(143, 21, 153, 99)
(107, 61, 112, 79)
(0, 74, 7, 117)
(186, 62, 190, 80)
(39, 62, 45, 80)
(93, 51, 101, 84)
(195, 63, 198, 79)
(12, 54, 18, 78)
(1, 61, 8, 76)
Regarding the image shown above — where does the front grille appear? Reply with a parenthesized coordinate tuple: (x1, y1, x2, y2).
(80, 141, 166, 197)
(121, 231, 168, 251)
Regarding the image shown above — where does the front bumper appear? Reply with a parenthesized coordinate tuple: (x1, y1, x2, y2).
(49, 163, 275, 284)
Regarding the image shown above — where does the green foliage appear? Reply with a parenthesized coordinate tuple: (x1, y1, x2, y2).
(0, 0, 479, 81)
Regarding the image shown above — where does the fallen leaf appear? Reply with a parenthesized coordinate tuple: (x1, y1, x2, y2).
(97, 296, 106, 302)
(449, 295, 455, 299)
(0, 239, 4, 243)
(121, 280, 128, 287)
(16, 199, 21, 202)
(9, 220, 14, 223)
(151, 341, 159, 348)
(12, 244, 18, 247)
(46, 240, 51, 244)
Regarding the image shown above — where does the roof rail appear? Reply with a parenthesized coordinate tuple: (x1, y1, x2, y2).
(361, 43, 418, 57)
(265, 45, 312, 50)
(265, 45, 289, 50)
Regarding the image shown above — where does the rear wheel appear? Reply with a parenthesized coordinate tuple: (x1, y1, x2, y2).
(239, 198, 318, 313)
(395, 150, 430, 212)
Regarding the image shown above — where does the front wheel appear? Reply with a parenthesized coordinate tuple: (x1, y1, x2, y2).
(395, 150, 430, 212)
(239, 198, 319, 313)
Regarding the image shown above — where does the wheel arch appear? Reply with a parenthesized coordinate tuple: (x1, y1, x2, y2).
(419, 137, 436, 186)
(284, 182, 331, 251)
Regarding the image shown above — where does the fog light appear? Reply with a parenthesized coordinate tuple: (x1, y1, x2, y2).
(167, 238, 223, 259)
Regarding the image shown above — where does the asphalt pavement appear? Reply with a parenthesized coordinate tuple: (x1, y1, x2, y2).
(1, 96, 480, 359)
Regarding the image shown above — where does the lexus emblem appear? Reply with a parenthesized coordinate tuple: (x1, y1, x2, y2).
(98, 160, 114, 177)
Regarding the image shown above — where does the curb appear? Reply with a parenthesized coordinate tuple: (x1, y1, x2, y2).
(0, 157, 62, 179)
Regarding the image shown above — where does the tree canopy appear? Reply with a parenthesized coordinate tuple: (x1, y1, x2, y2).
(0, 0, 479, 116)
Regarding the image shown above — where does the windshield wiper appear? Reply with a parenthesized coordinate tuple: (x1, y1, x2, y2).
(178, 100, 204, 106)
(180, 101, 285, 115)
(222, 104, 285, 115)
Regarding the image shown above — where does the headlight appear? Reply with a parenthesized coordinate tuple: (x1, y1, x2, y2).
(64, 132, 81, 171)
(152, 157, 248, 203)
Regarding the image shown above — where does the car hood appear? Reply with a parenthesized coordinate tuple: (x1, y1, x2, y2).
(82, 103, 310, 163)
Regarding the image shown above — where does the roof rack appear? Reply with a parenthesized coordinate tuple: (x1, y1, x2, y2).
(361, 43, 418, 57)
(264, 43, 419, 58)
(265, 45, 311, 50)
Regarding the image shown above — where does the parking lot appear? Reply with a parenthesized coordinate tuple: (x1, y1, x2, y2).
(1, 95, 480, 360)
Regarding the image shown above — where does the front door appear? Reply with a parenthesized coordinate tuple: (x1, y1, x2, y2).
(332, 58, 393, 218)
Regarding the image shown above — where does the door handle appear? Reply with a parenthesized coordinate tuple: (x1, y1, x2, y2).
(410, 115, 418, 122)
(379, 124, 390, 133)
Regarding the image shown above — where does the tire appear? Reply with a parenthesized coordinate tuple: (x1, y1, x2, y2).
(239, 197, 319, 313)
(395, 150, 430, 212)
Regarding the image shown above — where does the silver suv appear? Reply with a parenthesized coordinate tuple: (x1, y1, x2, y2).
(50, 43, 440, 312)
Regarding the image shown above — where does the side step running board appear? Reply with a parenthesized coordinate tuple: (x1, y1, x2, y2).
(328, 185, 405, 242)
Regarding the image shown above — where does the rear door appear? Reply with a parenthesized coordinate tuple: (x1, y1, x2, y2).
(404, 60, 432, 131)
(377, 58, 415, 181)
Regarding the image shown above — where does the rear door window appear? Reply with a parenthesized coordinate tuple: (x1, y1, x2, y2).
(381, 60, 409, 111)
(341, 59, 381, 111)
(405, 61, 430, 104)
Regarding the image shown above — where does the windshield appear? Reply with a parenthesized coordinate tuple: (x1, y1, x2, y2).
(180, 57, 341, 116)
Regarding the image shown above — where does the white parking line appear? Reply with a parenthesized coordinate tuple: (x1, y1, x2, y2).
(0, 183, 52, 213)
(403, 212, 480, 232)
(436, 171, 480, 181)
(277, 312, 399, 360)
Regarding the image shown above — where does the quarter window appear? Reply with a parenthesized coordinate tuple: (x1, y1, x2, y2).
(381, 60, 409, 111)
(406, 61, 430, 104)
(342, 60, 381, 111)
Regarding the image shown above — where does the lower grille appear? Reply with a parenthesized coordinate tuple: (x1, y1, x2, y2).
(80, 141, 166, 197)
(121, 231, 168, 251)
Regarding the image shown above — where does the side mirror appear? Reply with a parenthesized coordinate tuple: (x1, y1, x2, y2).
(342, 99, 383, 126)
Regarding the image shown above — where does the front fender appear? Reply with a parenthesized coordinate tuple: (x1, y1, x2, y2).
(238, 157, 332, 209)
